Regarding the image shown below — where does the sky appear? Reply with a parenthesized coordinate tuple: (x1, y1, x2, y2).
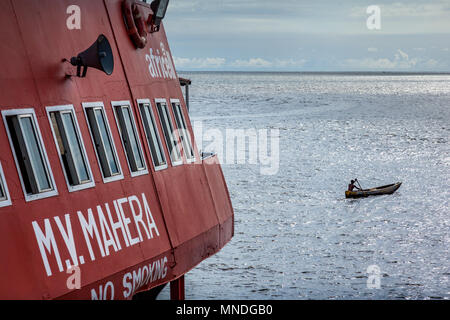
(162, 0, 450, 72)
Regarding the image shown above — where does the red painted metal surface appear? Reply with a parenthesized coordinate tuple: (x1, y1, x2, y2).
(0, 0, 233, 299)
(170, 275, 185, 300)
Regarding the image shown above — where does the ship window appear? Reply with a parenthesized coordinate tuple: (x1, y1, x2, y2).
(83, 102, 123, 183)
(137, 99, 167, 171)
(155, 99, 182, 166)
(47, 105, 95, 192)
(170, 99, 195, 163)
(0, 162, 11, 207)
(2, 109, 58, 201)
(112, 101, 148, 177)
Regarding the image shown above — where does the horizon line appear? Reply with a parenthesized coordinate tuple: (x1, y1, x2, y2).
(177, 70, 450, 74)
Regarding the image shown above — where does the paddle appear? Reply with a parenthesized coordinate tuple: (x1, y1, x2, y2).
(355, 178, 363, 191)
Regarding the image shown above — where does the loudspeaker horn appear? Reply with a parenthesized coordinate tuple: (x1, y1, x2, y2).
(70, 34, 114, 77)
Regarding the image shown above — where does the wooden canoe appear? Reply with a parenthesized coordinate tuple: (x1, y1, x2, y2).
(345, 182, 402, 198)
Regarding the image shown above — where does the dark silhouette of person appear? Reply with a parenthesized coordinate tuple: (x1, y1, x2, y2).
(348, 179, 361, 192)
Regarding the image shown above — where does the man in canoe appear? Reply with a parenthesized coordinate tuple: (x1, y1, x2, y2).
(348, 179, 361, 192)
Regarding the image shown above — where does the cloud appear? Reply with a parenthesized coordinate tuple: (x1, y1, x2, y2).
(342, 49, 419, 70)
(167, 0, 450, 37)
(422, 59, 439, 68)
(230, 58, 272, 68)
(165, 0, 450, 75)
(340, 49, 447, 71)
(350, 1, 450, 18)
(343, 58, 397, 69)
(173, 57, 226, 69)
(230, 58, 307, 69)
(273, 59, 307, 68)
(395, 49, 409, 60)
(173, 56, 307, 70)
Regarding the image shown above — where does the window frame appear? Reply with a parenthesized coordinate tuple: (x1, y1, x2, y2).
(46, 105, 95, 192)
(1, 108, 58, 202)
(154, 98, 183, 167)
(111, 100, 149, 178)
(82, 102, 124, 184)
(137, 99, 168, 171)
(0, 162, 12, 208)
(170, 98, 196, 163)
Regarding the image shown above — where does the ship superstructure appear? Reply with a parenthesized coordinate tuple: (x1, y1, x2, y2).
(0, 0, 233, 299)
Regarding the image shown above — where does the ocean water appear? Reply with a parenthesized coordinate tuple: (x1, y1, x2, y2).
(159, 72, 450, 300)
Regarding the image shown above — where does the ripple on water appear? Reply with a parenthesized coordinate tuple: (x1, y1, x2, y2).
(158, 73, 450, 300)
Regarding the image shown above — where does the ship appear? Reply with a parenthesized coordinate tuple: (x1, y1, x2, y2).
(0, 0, 234, 300)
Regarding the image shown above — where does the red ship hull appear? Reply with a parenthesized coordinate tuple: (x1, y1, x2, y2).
(0, 0, 233, 299)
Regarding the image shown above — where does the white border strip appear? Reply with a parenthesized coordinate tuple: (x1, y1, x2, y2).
(82, 102, 124, 184)
(46, 105, 96, 192)
(1, 108, 58, 202)
(0, 162, 12, 208)
(136, 99, 168, 172)
(110, 100, 149, 178)
(154, 98, 183, 167)
(170, 98, 197, 164)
